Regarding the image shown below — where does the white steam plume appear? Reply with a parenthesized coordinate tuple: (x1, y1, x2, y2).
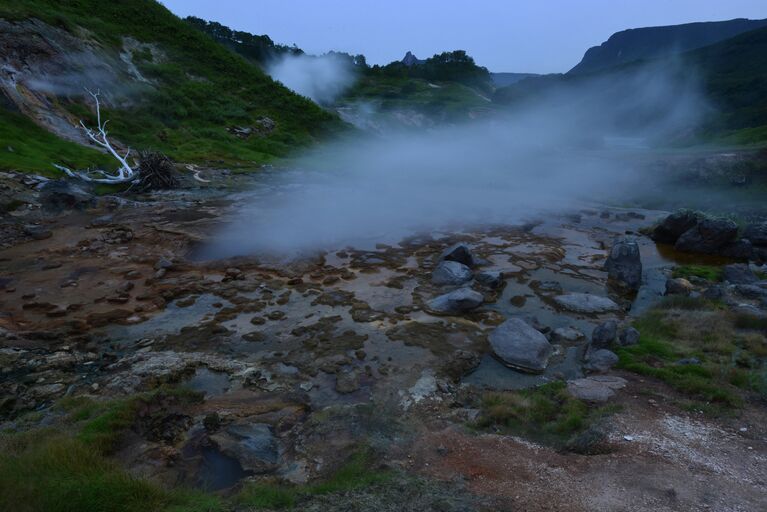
(267, 53, 356, 105)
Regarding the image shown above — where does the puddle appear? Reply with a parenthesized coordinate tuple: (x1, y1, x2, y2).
(197, 445, 252, 491)
(105, 294, 231, 343)
(182, 367, 231, 398)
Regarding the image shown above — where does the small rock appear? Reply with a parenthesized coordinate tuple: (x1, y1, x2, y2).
(427, 288, 483, 315)
(475, 270, 504, 289)
(591, 320, 618, 349)
(553, 293, 620, 314)
(441, 243, 476, 267)
(335, 370, 360, 394)
(431, 260, 473, 286)
(651, 210, 700, 244)
(154, 257, 174, 270)
(585, 349, 619, 373)
(744, 222, 767, 247)
(703, 285, 724, 300)
(676, 357, 701, 366)
(551, 326, 584, 343)
(23, 225, 52, 240)
(723, 264, 757, 285)
(567, 375, 627, 402)
(665, 277, 693, 296)
(619, 327, 640, 346)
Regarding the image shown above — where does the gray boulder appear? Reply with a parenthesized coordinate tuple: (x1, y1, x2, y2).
(488, 318, 553, 373)
(441, 243, 476, 267)
(703, 285, 724, 301)
(39, 180, 95, 211)
(722, 264, 757, 284)
(744, 222, 767, 247)
(651, 210, 700, 244)
(734, 284, 767, 300)
(591, 320, 618, 349)
(567, 376, 627, 402)
(604, 237, 642, 290)
(675, 218, 738, 254)
(427, 288, 483, 315)
(475, 270, 504, 289)
(432, 260, 473, 286)
(553, 293, 620, 314)
(619, 327, 640, 346)
(585, 349, 619, 373)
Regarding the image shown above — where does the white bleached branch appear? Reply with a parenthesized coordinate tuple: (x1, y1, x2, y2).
(55, 88, 137, 183)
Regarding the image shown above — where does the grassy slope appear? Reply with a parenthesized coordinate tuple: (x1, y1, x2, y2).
(0, 0, 343, 171)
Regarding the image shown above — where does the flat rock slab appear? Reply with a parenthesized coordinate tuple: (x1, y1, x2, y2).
(427, 288, 483, 315)
(554, 293, 620, 314)
(567, 376, 627, 402)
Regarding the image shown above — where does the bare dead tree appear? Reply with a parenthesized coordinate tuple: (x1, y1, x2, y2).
(54, 89, 138, 183)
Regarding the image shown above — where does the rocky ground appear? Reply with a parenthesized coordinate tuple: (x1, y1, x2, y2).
(1, 169, 766, 511)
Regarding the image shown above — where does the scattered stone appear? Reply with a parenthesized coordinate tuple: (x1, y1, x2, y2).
(427, 288, 483, 315)
(675, 218, 738, 254)
(567, 376, 627, 402)
(431, 260, 473, 286)
(488, 318, 553, 373)
(553, 293, 620, 314)
(676, 357, 701, 366)
(551, 326, 584, 344)
(531, 280, 563, 294)
(703, 285, 724, 300)
(23, 224, 52, 240)
(734, 284, 767, 300)
(441, 243, 476, 267)
(335, 370, 361, 394)
(154, 257, 174, 270)
(604, 237, 642, 290)
(39, 180, 95, 211)
(619, 327, 640, 346)
(475, 270, 504, 289)
(723, 264, 758, 284)
(665, 277, 693, 296)
(585, 349, 619, 373)
(102, 226, 133, 244)
(651, 210, 700, 244)
(744, 222, 767, 247)
(267, 311, 286, 321)
(591, 320, 618, 349)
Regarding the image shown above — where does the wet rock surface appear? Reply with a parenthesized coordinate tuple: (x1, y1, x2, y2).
(488, 318, 553, 373)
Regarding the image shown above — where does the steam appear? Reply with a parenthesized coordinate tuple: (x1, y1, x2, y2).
(266, 53, 356, 105)
(205, 60, 708, 259)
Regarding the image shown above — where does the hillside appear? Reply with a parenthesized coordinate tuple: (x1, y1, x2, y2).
(490, 72, 541, 88)
(494, 25, 767, 145)
(569, 18, 767, 75)
(0, 0, 342, 173)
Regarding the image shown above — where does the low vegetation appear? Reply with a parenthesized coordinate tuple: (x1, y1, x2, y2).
(617, 299, 767, 414)
(475, 381, 619, 452)
(672, 264, 724, 282)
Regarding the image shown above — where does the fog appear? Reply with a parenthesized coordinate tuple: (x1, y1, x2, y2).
(266, 53, 357, 105)
(204, 60, 708, 260)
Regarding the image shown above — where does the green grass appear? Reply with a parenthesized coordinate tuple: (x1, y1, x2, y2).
(616, 305, 767, 412)
(0, 431, 224, 512)
(672, 264, 724, 282)
(235, 447, 391, 509)
(0, 108, 113, 175)
(475, 381, 618, 451)
(0, 0, 345, 171)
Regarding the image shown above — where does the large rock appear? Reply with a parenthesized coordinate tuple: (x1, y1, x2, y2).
(591, 320, 618, 349)
(618, 327, 640, 346)
(675, 218, 738, 254)
(39, 180, 95, 211)
(722, 263, 758, 284)
(721, 239, 753, 261)
(651, 210, 699, 244)
(604, 237, 642, 290)
(441, 243, 476, 267)
(431, 260, 473, 286)
(488, 318, 553, 373)
(744, 222, 767, 247)
(553, 293, 620, 314)
(427, 288, 483, 315)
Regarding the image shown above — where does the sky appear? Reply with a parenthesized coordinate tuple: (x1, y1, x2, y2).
(160, 0, 767, 73)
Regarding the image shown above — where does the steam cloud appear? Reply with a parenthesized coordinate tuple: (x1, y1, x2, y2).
(205, 60, 708, 259)
(267, 53, 356, 105)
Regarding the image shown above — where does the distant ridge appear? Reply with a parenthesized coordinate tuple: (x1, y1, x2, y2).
(490, 72, 541, 88)
(401, 51, 425, 66)
(569, 18, 767, 74)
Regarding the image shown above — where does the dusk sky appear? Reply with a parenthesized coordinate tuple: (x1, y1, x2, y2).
(161, 1, 767, 73)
